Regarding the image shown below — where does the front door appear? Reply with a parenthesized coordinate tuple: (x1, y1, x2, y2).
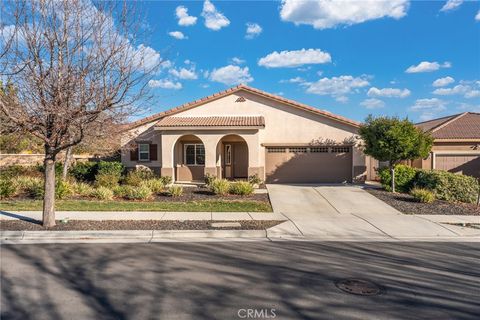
(223, 143, 248, 179)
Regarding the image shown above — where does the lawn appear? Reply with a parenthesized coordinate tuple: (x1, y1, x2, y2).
(0, 199, 272, 212)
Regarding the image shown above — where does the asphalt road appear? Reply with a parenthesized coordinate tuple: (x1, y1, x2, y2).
(1, 242, 479, 320)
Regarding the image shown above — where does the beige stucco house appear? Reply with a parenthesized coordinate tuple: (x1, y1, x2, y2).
(121, 84, 370, 183)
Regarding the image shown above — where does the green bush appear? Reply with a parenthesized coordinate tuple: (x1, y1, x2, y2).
(140, 179, 165, 194)
(416, 170, 479, 204)
(410, 187, 435, 203)
(91, 186, 114, 200)
(112, 185, 127, 198)
(204, 173, 216, 186)
(168, 185, 183, 197)
(229, 181, 254, 196)
(69, 161, 98, 182)
(24, 178, 45, 199)
(123, 185, 152, 200)
(378, 164, 418, 193)
(95, 173, 120, 188)
(0, 165, 42, 179)
(159, 175, 172, 186)
(73, 182, 94, 197)
(97, 161, 124, 177)
(15, 176, 42, 192)
(248, 174, 262, 186)
(37, 162, 64, 176)
(123, 168, 155, 186)
(0, 179, 17, 199)
(209, 179, 231, 195)
(55, 180, 75, 199)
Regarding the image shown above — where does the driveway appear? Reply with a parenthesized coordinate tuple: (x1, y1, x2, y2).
(266, 184, 479, 239)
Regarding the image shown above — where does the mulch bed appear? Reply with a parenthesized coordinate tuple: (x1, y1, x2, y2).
(366, 188, 480, 216)
(0, 219, 283, 231)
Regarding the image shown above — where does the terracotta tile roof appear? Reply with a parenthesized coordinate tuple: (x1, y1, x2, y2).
(416, 112, 480, 140)
(156, 116, 265, 128)
(127, 84, 360, 130)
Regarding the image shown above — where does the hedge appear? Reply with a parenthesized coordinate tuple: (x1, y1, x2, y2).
(378, 164, 417, 193)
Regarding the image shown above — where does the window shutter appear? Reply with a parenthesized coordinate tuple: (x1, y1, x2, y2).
(150, 144, 158, 161)
(130, 145, 139, 161)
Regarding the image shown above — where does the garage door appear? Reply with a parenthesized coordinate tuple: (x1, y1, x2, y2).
(436, 154, 480, 178)
(265, 146, 352, 183)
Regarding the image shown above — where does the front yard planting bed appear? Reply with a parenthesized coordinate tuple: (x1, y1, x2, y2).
(367, 188, 480, 216)
(0, 219, 282, 231)
(0, 199, 272, 212)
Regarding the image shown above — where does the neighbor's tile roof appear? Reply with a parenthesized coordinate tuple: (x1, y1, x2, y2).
(156, 116, 265, 128)
(127, 84, 360, 130)
(416, 112, 480, 139)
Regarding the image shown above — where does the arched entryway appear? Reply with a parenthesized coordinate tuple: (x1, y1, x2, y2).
(173, 134, 205, 182)
(216, 134, 249, 180)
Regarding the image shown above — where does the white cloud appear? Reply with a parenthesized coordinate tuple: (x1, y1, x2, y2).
(231, 57, 245, 65)
(280, 76, 305, 83)
(258, 49, 331, 68)
(148, 79, 182, 90)
(280, 0, 409, 29)
(169, 67, 198, 80)
(131, 44, 164, 71)
(202, 0, 230, 31)
(303, 75, 370, 98)
(209, 65, 253, 85)
(476, 10, 480, 21)
(361, 98, 385, 109)
(433, 84, 480, 98)
(168, 31, 187, 40)
(432, 76, 455, 87)
(367, 87, 410, 98)
(245, 23, 262, 39)
(335, 96, 349, 103)
(410, 98, 448, 120)
(405, 61, 451, 73)
(440, 0, 463, 12)
(176, 6, 197, 26)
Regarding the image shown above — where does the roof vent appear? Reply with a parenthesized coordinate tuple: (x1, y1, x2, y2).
(235, 96, 246, 103)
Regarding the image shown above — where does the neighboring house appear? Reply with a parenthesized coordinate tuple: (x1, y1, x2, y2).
(413, 112, 480, 178)
(121, 84, 372, 184)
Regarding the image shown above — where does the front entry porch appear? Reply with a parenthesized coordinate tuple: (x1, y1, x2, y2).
(217, 135, 249, 180)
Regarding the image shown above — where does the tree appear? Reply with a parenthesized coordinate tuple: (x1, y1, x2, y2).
(359, 115, 433, 192)
(0, 0, 161, 226)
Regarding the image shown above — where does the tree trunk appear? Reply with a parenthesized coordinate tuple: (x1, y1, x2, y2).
(62, 147, 73, 180)
(390, 166, 396, 193)
(43, 157, 56, 227)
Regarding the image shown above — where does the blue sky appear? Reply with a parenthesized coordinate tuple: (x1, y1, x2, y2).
(138, 0, 480, 123)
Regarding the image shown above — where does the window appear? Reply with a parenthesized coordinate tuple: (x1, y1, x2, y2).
(331, 147, 350, 153)
(310, 147, 329, 153)
(225, 144, 232, 165)
(138, 144, 150, 161)
(184, 144, 205, 165)
(267, 147, 286, 153)
(289, 147, 307, 153)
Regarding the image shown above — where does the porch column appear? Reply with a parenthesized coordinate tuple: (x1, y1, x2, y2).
(242, 133, 263, 180)
(197, 134, 218, 177)
(160, 133, 178, 178)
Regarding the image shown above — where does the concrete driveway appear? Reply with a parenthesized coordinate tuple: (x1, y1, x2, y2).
(266, 184, 479, 240)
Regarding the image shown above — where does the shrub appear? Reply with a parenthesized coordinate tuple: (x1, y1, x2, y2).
(95, 173, 120, 188)
(24, 178, 45, 199)
(0, 179, 17, 199)
(168, 185, 183, 197)
(123, 185, 152, 200)
(97, 161, 124, 177)
(69, 161, 98, 182)
(410, 187, 435, 203)
(140, 179, 165, 194)
(37, 162, 64, 176)
(112, 185, 127, 198)
(15, 176, 43, 192)
(123, 168, 154, 186)
(55, 180, 75, 199)
(204, 173, 216, 186)
(415, 170, 479, 204)
(73, 182, 94, 197)
(209, 179, 231, 195)
(378, 164, 418, 193)
(229, 181, 254, 196)
(159, 175, 172, 186)
(248, 174, 262, 186)
(0, 165, 42, 179)
(91, 186, 114, 200)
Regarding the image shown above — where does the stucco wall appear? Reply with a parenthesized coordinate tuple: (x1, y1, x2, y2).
(121, 121, 161, 169)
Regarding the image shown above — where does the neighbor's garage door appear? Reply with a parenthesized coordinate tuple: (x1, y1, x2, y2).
(265, 146, 352, 183)
(436, 154, 480, 178)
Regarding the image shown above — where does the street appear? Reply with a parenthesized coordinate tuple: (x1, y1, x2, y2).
(1, 242, 479, 320)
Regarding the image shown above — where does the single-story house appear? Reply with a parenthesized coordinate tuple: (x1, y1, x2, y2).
(121, 84, 372, 184)
(413, 112, 480, 178)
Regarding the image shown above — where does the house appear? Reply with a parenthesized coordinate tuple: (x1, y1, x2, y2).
(121, 84, 372, 184)
(413, 112, 480, 178)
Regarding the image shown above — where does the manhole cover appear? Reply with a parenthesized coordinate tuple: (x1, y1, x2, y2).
(335, 279, 382, 296)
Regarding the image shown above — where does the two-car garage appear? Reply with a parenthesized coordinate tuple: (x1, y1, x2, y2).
(265, 145, 353, 184)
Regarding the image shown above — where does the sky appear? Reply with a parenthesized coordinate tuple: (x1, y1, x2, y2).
(136, 0, 480, 123)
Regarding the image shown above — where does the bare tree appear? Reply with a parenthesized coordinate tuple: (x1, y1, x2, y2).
(0, 0, 161, 226)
